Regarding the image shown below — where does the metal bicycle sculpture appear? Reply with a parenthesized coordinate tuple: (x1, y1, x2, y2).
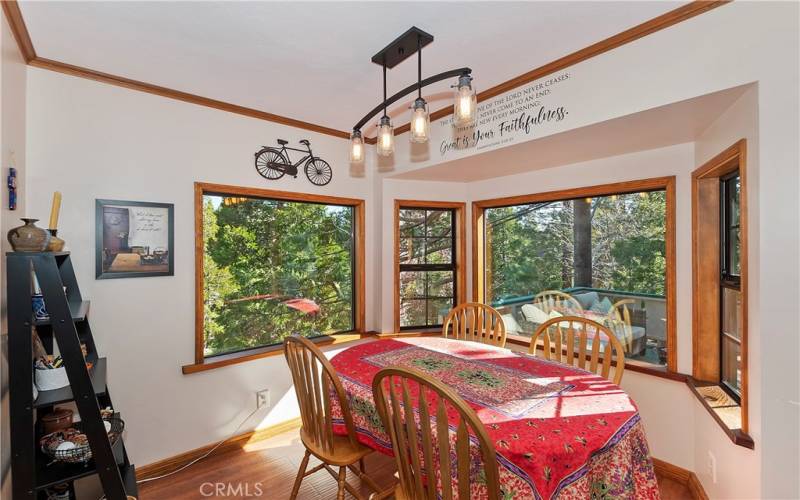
(254, 139, 333, 186)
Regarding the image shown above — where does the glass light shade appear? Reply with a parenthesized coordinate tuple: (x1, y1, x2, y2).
(349, 130, 364, 163)
(377, 116, 394, 157)
(410, 98, 430, 143)
(453, 76, 477, 127)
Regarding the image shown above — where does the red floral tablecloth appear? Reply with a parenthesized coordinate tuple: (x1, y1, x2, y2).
(329, 337, 659, 499)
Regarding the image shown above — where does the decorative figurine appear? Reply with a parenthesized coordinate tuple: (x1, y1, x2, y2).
(7, 166, 16, 210)
(254, 139, 333, 186)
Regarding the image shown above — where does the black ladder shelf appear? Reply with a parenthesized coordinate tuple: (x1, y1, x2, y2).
(7, 252, 137, 500)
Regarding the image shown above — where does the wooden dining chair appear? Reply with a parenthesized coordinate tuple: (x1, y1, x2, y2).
(606, 298, 637, 353)
(442, 302, 507, 348)
(528, 316, 626, 384)
(532, 290, 583, 315)
(283, 336, 382, 500)
(372, 366, 502, 500)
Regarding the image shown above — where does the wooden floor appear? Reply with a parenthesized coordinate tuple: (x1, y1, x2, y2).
(139, 428, 692, 499)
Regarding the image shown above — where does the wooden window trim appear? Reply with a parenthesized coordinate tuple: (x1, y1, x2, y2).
(472, 176, 678, 374)
(183, 182, 366, 374)
(394, 200, 467, 334)
(691, 139, 750, 436)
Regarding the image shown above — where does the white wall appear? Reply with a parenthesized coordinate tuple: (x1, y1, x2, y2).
(0, 6, 27, 499)
(24, 67, 377, 466)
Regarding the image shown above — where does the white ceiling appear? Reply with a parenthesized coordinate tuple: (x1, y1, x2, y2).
(390, 84, 751, 182)
(19, 1, 687, 134)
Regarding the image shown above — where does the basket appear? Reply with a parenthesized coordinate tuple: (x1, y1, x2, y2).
(35, 366, 70, 391)
(40, 416, 124, 464)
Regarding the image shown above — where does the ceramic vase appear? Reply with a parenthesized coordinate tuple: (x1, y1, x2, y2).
(46, 229, 65, 252)
(7, 218, 51, 252)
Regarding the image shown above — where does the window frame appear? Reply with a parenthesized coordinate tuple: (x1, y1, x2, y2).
(472, 176, 677, 376)
(184, 182, 366, 374)
(394, 200, 467, 333)
(691, 139, 749, 439)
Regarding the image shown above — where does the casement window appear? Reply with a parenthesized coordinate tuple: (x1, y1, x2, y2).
(395, 201, 466, 332)
(691, 140, 750, 441)
(720, 172, 742, 400)
(189, 183, 364, 371)
(473, 177, 676, 374)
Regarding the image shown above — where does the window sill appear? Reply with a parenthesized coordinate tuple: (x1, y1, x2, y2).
(687, 377, 754, 449)
(181, 331, 376, 374)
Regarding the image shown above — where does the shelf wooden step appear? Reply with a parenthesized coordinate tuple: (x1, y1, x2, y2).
(34, 414, 127, 490)
(34, 300, 90, 326)
(34, 357, 107, 408)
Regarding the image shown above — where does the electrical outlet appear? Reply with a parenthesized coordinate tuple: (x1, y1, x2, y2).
(256, 389, 270, 409)
(707, 450, 717, 484)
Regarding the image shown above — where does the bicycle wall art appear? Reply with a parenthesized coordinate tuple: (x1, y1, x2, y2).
(254, 139, 333, 186)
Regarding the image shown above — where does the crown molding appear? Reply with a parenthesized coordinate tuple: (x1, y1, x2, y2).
(1, 0, 35, 62)
(4, 0, 728, 144)
(26, 57, 351, 139)
(388, 0, 729, 138)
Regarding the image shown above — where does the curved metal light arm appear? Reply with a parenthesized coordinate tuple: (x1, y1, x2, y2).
(353, 67, 471, 132)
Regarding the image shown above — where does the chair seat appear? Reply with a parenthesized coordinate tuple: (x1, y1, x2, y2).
(300, 427, 372, 466)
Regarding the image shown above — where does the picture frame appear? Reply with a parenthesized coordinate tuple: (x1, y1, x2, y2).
(95, 199, 174, 279)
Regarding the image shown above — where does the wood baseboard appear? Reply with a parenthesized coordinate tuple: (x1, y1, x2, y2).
(137, 417, 302, 480)
(652, 457, 709, 500)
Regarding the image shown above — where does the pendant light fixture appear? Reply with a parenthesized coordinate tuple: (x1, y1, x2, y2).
(350, 27, 477, 162)
(376, 62, 395, 157)
(453, 73, 477, 127)
(409, 35, 430, 143)
(349, 129, 364, 163)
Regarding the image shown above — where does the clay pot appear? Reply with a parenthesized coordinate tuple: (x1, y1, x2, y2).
(7, 218, 51, 252)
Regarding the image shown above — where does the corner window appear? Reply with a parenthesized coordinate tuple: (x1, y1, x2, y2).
(691, 139, 749, 438)
(474, 177, 675, 372)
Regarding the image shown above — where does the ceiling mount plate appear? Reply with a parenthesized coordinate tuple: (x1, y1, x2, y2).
(371, 26, 434, 69)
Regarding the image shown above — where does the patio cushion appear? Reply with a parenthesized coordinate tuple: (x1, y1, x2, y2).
(573, 291, 600, 309)
(590, 297, 613, 314)
(521, 304, 563, 324)
(502, 314, 522, 334)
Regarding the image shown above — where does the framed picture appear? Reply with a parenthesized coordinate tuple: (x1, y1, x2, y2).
(95, 199, 174, 279)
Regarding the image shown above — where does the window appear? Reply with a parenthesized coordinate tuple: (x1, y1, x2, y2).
(395, 201, 465, 331)
(691, 139, 749, 439)
(474, 177, 676, 372)
(193, 183, 364, 367)
(720, 172, 742, 400)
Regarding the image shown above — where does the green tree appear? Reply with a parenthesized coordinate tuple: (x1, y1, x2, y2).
(203, 196, 354, 356)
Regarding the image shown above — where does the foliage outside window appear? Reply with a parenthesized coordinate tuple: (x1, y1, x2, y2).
(202, 192, 355, 357)
(720, 173, 742, 400)
(484, 190, 668, 366)
(398, 208, 456, 329)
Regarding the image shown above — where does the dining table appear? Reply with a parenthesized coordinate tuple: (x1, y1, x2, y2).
(329, 336, 659, 499)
